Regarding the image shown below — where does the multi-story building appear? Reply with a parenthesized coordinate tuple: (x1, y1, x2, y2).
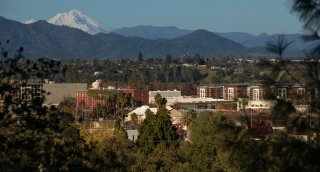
(224, 85, 248, 100)
(43, 82, 87, 105)
(76, 89, 149, 109)
(20, 83, 43, 101)
(197, 83, 314, 104)
(197, 86, 224, 99)
(247, 85, 271, 101)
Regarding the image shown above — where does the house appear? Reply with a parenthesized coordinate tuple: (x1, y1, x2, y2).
(182, 63, 193, 67)
(94, 71, 103, 75)
(234, 68, 244, 73)
(221, 67, 228, 70)
(210, 66, 221, 70)
(169, 109, 184, 125)
(127, 105, 173, 121)
(198, 65, 206, 68)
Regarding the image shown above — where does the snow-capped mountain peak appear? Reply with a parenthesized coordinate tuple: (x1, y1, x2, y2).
(47, 9, 113, 34)
(22, 19, 38, 24)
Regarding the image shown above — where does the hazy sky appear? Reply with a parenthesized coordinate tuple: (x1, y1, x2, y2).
(1, 0, 304, 35)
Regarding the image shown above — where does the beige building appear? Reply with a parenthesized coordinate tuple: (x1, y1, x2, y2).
(43, 82, 87, 105)
(237, 98, 274, 111)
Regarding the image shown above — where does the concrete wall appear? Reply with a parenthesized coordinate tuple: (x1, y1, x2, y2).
(43, 83, 87, 105)
(127, 129, 139, 142)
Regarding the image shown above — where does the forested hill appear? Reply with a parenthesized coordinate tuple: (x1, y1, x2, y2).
(1, 16, 283, 60)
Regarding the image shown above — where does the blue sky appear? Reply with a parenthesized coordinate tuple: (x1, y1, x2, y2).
(1, 0, 304, 35)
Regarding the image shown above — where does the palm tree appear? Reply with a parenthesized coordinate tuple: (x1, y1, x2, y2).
(111, 92, 119, 119)
(130, 97, 136, 111)
(160, 97, 167, 108)
(120, 93, 129, 127)
(102, 91, 112, 115)
(182, 109, 197, 142)
(154, 93, 167, 108)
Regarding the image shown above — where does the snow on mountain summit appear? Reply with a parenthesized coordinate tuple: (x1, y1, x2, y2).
(47, 9, 113, 34)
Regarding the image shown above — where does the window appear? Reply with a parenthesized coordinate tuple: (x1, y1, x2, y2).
(141, 93, 143, 96)
(278, 88, 287, 98)
(228, 88, 234, 100)
(244, 89, 247, 94)
(239, 102, 241, 108)
(297, 88, 305, 95)
(141, 98, 143, 101)
(253, 89, 259, 101)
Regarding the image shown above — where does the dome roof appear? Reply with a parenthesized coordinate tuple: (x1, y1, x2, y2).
(92, 80, 100, 89)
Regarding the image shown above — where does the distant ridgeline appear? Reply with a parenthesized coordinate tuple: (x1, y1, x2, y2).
(0, 16, 306, 60)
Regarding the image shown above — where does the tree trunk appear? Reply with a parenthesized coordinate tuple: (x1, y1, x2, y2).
(121, 104, 124, 127)
(186, 129, 192, 143)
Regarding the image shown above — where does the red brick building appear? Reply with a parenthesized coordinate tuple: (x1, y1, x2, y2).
(224, 85, 248, 100)
(197, 86, 224, 99)
(76, 89, 149, 109)
(122, 89, 149, 104)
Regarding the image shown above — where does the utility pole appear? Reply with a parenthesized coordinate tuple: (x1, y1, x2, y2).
(251, 109, 253, 127)
(310, 106, 312, 127)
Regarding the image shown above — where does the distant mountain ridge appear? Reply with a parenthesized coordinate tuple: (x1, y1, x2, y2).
(1, 16, 306, 60)
(112, 25, 313, 50)
(1, 16, 254, 60)
(19, 10, 311, 51)
(112, 25, 193, 39)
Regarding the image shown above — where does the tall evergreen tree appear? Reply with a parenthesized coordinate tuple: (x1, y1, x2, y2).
(137, 107, 178, 154)
(65, 66, 79, 83)
(137, 52, 143, 64)
(165, 54, 172, 64)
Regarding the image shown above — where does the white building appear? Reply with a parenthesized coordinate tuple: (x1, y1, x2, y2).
(165, 96, 224, 105)
(127, 105, 173, 121)
(149, 90, 181, 103)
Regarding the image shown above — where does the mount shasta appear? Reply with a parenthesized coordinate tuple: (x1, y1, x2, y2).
(23, 9, 113, 35)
